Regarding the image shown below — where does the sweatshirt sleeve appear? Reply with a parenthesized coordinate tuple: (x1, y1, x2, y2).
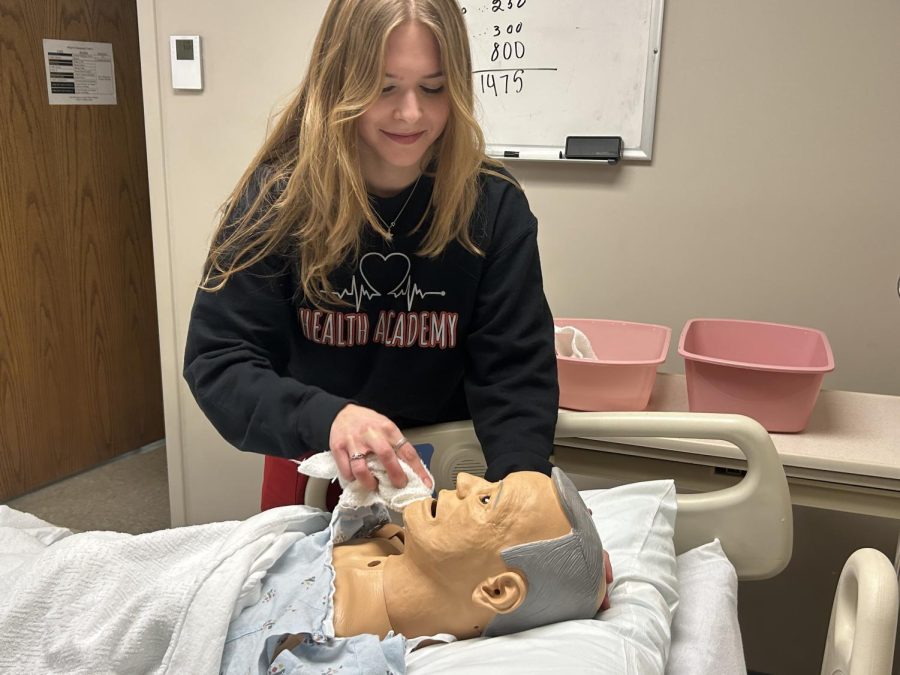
(183, 177, 351, 459)
(464, 187, 559, 481)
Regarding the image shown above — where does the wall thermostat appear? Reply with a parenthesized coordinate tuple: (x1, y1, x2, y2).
(169, 35, 202, 90)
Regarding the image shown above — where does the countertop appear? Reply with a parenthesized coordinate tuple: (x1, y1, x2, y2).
(563, 373, 900, 486)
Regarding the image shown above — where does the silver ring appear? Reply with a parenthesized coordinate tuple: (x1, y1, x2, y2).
(349, 452, 367, 461)
(391, 436, 408, 451)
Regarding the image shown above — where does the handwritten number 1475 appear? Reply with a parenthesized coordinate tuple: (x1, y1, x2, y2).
(480, 70, 524, 96)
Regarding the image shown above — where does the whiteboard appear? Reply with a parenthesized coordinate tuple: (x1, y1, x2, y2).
(459, 0, 665, 161)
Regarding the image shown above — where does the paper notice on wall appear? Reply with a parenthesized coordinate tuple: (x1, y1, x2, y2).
(43, 39, 117, 105)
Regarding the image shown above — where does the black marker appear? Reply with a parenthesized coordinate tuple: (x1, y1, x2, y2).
(503, 150, 519, 158)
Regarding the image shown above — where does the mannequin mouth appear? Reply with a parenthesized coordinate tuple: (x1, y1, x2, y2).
(382, 130, 425, 145)
(429, 498, 438, 519)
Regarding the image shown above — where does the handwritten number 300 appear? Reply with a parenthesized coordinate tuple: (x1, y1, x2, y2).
(494, 23, 524, 36)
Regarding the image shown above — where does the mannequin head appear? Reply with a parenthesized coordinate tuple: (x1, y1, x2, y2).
(382, 468, 606, 638)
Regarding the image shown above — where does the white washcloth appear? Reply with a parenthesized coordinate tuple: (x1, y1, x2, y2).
(298, 452, 434, 511)
(554, 325, 598, 359)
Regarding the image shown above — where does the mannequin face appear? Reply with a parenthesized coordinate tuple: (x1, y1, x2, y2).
(401, 472, 573, 576)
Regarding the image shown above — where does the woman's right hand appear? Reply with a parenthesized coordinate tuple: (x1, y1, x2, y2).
(329, 404, 433, 493)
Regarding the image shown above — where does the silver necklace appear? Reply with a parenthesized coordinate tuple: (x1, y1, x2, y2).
(373, 174, 421, 233)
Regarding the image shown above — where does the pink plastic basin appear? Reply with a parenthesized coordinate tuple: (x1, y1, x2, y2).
(554, 318, 671, 411)
(678, 318, 835, 432)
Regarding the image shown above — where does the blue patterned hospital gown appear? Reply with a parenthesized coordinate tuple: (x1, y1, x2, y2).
(220, 506, 418, 675)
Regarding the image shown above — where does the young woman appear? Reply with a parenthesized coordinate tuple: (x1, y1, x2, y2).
(183, 0, 559, 509)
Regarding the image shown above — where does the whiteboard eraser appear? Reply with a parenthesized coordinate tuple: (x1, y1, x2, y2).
(564, 136, 623, 162)
(170, 35, 202, 90)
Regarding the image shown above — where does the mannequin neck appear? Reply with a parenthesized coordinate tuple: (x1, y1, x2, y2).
(382, 554, 496, 640)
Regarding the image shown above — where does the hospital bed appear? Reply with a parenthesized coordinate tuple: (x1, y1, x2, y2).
(306, 411, 899, 674)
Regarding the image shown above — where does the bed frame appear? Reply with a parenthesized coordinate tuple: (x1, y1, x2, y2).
(820, 547, 898, 675)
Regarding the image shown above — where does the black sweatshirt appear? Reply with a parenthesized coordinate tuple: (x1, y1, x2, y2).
(183, 167, 558, 481)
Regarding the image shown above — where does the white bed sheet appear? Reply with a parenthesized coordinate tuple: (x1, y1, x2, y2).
(667, 539, 745, 675)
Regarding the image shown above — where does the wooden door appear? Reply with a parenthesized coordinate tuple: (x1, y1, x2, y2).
(0, 0, 164, 500)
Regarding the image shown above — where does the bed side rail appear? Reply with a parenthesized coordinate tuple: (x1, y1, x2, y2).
(820, 547, 899, 675)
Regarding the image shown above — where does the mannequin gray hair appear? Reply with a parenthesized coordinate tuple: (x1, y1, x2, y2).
(483, 467, 605, 637)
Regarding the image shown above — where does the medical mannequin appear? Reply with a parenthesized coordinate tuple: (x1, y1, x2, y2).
(275, 469, 608, 658)
(0, 467, 607, 672)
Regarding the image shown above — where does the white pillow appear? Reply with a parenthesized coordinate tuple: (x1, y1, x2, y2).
(406, 480, 679, 675)
(666, 540, 746, 675)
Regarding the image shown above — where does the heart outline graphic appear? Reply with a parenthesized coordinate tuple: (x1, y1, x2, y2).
(358, 252, 411, 297)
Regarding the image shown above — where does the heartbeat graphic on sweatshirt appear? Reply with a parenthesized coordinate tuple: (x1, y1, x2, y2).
(331, 253, 444, 311)
(388, 276, 446, 311)
(331, 276, 381, 312)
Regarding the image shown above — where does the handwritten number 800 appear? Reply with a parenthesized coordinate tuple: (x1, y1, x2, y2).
(491, 41, 525, 61)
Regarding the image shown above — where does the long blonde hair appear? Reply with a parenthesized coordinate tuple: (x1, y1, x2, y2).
(202, 0, 508, 308)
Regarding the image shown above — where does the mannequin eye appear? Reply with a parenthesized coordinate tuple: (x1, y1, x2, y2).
(479, 494, 491, 505)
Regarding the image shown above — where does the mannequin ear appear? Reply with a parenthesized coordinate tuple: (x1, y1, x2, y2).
(471, 571, 528, 614)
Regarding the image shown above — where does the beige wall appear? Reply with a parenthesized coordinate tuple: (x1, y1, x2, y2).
(138, 0, 900, 525)
(138, 0, 328, 524)
(527, 0, 900, 398)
